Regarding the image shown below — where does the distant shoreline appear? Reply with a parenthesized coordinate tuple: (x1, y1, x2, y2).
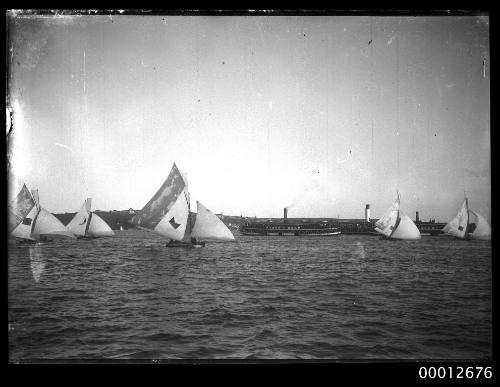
(52, 209, 445, 231)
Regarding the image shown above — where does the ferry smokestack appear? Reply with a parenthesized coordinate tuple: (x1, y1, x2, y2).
(416, 211, 420, 223)
(284, 207, 288, 223)
(365, 204, 370, 222)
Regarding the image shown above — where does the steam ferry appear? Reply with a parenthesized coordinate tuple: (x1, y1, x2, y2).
(239, 208, 341, 236)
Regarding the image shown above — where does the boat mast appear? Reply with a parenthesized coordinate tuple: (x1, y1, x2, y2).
(465, 195, 470, 239)
(29, 190, 41, 238)
(84, 212, 93, 237)
(185, 190, 192, 230)
(182, 171, 193, 241)
(388, 190, 401, 239)
(395, 190, 401, 225)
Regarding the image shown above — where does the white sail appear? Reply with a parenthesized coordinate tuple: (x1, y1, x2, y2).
(67, 199, 91, 237)
(469, 210, 491, 241)
(153, 189, 190, 241)
(191, 201, 235, 241)
(87, 213, 115, 237)
(442, 199, 469, 238)
(374, 196, 400, 237)
(31, 208, 76, 239)
(390, 211, 421, 240)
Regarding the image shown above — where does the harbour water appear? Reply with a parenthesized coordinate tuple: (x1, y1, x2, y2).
(8, 230, 492, 361)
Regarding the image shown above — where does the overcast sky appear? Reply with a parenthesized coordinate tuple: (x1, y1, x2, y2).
(7, 14, 490, 222)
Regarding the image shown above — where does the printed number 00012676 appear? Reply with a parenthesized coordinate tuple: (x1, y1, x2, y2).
(418, 366, 492, 379)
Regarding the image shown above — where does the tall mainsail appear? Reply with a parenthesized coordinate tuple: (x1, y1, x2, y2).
(87, 213, 115, 237)
(131, 163, 191, 241)
(375, 192, 420, 240)
(469, 210, 491, 241)
(67, 198, 114, 237)
(192, 201, 235, 241)
(8, 184, 35, 233)
(442, 199, 469, 239)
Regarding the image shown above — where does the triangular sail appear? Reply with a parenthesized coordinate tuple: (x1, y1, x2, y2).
(469, 210, 491, 241)
(131, 163, 186, 230)
(31, 208, 76, 239)
(443, 199, 469, 238)
(67, 199, 91, 237)
(375, 195, 400, 237)
(191, 201, 235, 241)
(87, 213, 115, 237)
(8, 184, 35, 233)
(390, 211, 421, 240)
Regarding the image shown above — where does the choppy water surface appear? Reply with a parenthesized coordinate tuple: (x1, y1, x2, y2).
(8, 230, 492, 361)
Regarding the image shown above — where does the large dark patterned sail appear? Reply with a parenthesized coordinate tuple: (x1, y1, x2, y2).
(131, 163, 186, 231)
(8, 184, 35, 233)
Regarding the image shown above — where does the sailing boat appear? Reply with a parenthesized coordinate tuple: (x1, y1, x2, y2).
(10, 189, 76, 242)
(374, 191, 421, 240)
(442, 197, 491, 240)
(66, 198, 115, 238)
(8, 183, 36, 233)
(130, 163, 235, 247)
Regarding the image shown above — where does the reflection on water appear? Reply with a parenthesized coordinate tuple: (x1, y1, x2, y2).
(29, 244, 46, 283)
(355, 241, 366, 259)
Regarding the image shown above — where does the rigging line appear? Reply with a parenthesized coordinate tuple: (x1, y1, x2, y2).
(396, 30, 400, 187)
(370, 17, 374, 167)
(326, 27, 330, 176)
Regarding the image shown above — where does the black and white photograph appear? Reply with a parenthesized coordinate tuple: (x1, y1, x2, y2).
(7, 10, 491, 368)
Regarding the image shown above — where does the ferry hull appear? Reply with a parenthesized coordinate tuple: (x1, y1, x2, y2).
(239, 230, 341, 236)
